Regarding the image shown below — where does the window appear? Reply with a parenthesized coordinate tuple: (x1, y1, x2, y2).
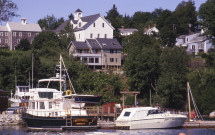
(5, 39, 8, 43)
(79, 22, 81, 27)
(104, 34, 107, 38)
(83, 58, 88, 63)
(90, 33, 93, 38)
(0, 32, 3, 36)
(89, 58, 94, 63)
(40, 102, 45, 109)
(116, 58, 118, 63)
(28, 33, 31, 37)
(78, 50, 82, 53)
(97, 34, 100, 38)
(19, 32, 22, 37)
(5, 32, 8, 36)
(102, 23, 104, 27)
(95, 58, 99, 63)
(192, 45, 195, 51)
(110, 58, 114, 62)
(110, 49, 114, 53)
(79, 34, 80, 39)
(13, 32, 16, 36)
(32, 102, 35, 109)
(93, 23, 96, 27)
(17, 39, 20, 43)
(49, 102, 52, 109)
(124, 112, 131, 117)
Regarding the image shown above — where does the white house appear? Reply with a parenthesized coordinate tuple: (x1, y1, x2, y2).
(175, 33, 214, 55)
(119, 28, 138, 36)
(144, 25, 159, 36)
(55, 9, 114, 41)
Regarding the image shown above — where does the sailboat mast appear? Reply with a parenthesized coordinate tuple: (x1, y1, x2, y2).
(60, 55, 62, 92)
(32, 53, 34, 88)
(187, 82, 191, 121)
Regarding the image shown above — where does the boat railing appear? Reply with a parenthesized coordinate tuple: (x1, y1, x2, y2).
(22, 110, 68, 117)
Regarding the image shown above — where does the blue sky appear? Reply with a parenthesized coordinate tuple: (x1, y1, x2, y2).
(3, 0, 207, 24)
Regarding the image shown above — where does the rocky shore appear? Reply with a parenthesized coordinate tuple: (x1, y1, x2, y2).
(0, 114, 22, 126)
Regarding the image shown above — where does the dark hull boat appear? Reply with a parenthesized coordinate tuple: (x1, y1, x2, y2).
(22, 112, 97, 130)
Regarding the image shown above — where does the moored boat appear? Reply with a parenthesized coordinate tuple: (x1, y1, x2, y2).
(115, 107, 187, 129)
(21, 55, 99, 130)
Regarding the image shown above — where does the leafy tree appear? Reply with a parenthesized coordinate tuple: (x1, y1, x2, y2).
(132, 11, 152, 28)
(0, 0, 18, 22)
(105, 4, 123, 29)
(16, 38, 31, 51)
(38, 15, 64, 30)
(157, 47, 189, 109)
(199, 0, 215, 43)
(123, 31, 161, 102)
(173, 0, 197, 35)
(32, 31, 61, 50)
(68, 13, 74, 20)
(58, 22, 75, 49)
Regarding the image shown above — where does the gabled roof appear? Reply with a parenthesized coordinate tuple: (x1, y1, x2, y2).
(74, 14, 101, 32)
(96, 38, 122, 50)
(71, 41, 90, 49)
(54, 20, 70, 34)
(7, 22, 42, 32)
(119, 28, 138, 33)
(189, 33, 207, 43)
(75, 9, 82, 12)
(0, 25, 8, 31)
(86, 39, 101, 49)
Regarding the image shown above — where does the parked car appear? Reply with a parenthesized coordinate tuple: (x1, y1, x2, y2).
(5, 107, 19, 114)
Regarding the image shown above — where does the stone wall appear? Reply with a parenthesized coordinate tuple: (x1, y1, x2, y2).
(0, 114, 21, 126)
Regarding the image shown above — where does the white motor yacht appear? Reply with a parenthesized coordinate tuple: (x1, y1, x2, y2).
(116, 107, 187, 129)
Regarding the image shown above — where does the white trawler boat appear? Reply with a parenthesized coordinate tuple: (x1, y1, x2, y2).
(21, 55, 100, 130)
(116, 107, 187, 129)
(9, 86, 31, 107)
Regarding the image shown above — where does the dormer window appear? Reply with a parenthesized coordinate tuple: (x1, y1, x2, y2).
(102, 23, 104, 27)
(112, 42, 116, 45)
(79, 22, 81, 27)
(93, 23, 96, 27)
(102, 43, 106, 46)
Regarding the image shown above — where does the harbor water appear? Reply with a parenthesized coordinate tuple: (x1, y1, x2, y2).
(0, 125, 215, 135)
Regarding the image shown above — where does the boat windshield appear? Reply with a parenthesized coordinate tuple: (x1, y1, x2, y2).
(124, 112, 131, 117)
(38, 79, 66, 91)
(147, 109, 163, 115)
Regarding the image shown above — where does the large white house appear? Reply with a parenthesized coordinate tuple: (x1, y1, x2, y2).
(175, 33, 214, 55)
(55, 9, 114, 41)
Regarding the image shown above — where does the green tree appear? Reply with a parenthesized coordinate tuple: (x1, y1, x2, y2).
(16, 38, 31, 51)
(199, 0, 215, 43)
(105, 4, 123, 29)
(173, 0, 197, 35)
(123, 31, 161, 102)
(132, 11, 152, 28)
(38, 15, 64, 30)
(68, 13, 74, 20)
(0, 0, 18, 22)
(58, 22, 75, 49)
(32, 31, 61, 50)
(157, 47, 189, 109)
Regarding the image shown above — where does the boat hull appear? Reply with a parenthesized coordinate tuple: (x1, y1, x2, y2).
(116, 117, 187, 129)
(21, 112, 98, 130)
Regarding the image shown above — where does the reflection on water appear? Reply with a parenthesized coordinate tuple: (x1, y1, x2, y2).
(0, 125, 215, 135)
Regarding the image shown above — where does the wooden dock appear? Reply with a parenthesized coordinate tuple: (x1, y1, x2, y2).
(182, 121, 215, 128)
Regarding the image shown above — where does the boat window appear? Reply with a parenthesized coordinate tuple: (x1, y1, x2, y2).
(40, 102, 45, 109)
(124, 112, 131, 117)
(49, 102, 52, 109)
(38, 92, 53, 99)
(32, 102, 35, 109)
(147, 110, 163, 115)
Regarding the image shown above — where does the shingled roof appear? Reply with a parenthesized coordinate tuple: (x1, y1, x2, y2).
(54, 20, 70, 34)
(71, 41, 90, 49)
(86, 39, 101, 49)
(0, 25, 8, 31)
(7, 22, 42, 32)
(96, 38, 122, 50)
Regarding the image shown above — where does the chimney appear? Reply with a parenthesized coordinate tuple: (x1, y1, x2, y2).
(21, 18, 27, 25)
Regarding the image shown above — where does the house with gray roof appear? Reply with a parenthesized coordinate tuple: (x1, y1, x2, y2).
(175, 33, 214, 55)
(119, 28, 138, 36)
(55, 9, 114, 42)
(68, 38, 122, 69)
(0, 18, 42, 50)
